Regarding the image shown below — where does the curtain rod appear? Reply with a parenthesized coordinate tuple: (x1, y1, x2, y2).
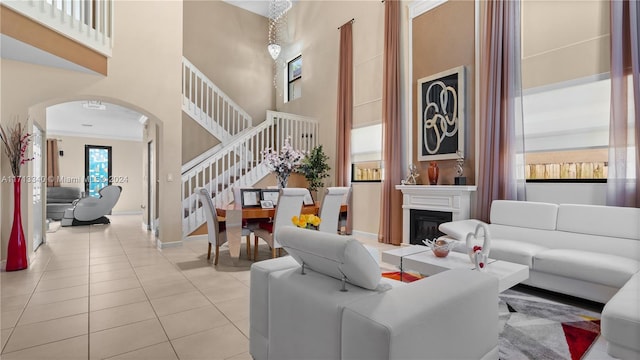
(337, 18, 355, 29)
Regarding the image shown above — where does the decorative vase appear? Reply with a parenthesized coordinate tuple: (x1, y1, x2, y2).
(427, 161, 439, 185)
(6, 177, 28, 271)
(277, 173, 289, 189)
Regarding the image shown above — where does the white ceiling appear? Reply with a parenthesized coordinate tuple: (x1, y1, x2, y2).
(47, 101, 145, 141)
(223, 0, 271, 17)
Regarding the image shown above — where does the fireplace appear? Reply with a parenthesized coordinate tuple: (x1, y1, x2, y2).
(409, 209, 452, 245)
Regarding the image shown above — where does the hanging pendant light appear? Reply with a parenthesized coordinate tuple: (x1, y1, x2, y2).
(268, 43, 281, 60)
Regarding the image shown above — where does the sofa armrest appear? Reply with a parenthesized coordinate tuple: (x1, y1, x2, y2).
(249, 256, 299, 360)
(439, 219, 485, 240)
(341, 269, 499, 360)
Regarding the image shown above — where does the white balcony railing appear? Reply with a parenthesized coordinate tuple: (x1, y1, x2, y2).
(181, 111, 318, 237)
(2, 0, 114, 56)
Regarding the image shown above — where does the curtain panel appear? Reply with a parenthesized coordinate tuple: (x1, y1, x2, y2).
(378, 0, 403, 245)
(336, 20, 354, 233)
(46, 139, 60, 187)
(607, 0, 640, 207)
(474, 0, 526, 222)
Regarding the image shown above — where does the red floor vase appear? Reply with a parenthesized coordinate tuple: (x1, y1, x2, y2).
(6, 177, 28, 271)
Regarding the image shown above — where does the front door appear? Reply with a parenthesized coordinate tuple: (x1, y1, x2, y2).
(85, 145, 112, 197)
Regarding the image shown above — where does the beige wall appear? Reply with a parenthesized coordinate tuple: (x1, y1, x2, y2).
(276, 1, 386, 236)
(182, 0, 275, 126)
(522, 0, 609, 89)
(411, 0, 476, 185)
(50, 135, 143, 214)
(1, 1, 183, 261)
(182, 113, 221, 164)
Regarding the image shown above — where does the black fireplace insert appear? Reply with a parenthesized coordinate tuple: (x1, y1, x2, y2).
(409, 209, 453, 246)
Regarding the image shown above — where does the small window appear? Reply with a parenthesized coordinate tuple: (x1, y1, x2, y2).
(287, 55, 302, 102)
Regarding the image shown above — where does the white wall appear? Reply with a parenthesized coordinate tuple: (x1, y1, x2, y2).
(526, 183, 607, 205)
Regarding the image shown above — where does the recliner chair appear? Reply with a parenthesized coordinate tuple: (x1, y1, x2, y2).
(61, 185, 122, 226)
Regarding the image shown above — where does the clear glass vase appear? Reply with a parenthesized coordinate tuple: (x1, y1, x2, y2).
(277, 173, 289, 189)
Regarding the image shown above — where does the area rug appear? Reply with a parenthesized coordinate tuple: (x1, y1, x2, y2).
(381, 272, 601, 360)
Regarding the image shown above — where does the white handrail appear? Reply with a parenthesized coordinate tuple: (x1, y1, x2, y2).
(182, 57, 252, 141)
(181, 111, 319, 237)
(3, 0, 113, 56)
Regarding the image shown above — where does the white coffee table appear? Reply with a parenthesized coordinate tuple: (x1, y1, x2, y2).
(382, 245, 529, 292)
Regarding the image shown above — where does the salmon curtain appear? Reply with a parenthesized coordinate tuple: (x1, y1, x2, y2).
(474, 0, 526, 222)
(46, 139, 60, 187)
(336, 20, 353, 234)
(378, 0, 402, 245)
(607, 0, 640, 207)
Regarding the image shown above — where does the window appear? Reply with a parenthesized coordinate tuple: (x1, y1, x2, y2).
(85, 145, 112, 197)
(521, 0, 613, 181)
(287, 55, 302, 102)
(523, 76, 610, 180)
(351, 124, 382, 182)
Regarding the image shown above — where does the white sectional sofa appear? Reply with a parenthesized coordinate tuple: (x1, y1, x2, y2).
(440, 200, 640, 359)
(250, 226, 500, 360)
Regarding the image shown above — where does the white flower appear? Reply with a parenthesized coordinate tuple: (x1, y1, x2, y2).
(261, 137, 305, 180)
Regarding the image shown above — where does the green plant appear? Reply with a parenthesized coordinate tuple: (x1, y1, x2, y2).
(297, 145, 330, 193)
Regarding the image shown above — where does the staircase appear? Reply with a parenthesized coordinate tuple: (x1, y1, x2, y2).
(181, 58, 319, 238)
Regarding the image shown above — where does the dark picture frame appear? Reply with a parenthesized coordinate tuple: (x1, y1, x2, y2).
(240, 189, 262, 208)
(417, 65, 465, 161)
(261, 189, 280, 205)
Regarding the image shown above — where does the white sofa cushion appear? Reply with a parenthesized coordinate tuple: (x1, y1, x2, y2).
(276, 226, 381, 290)
(490, 200, 559, 230)
(534, 249, 640, 288)
(439, 219, 484, 240)
(602, 272, 640, 356)
(268, 266, 380, 360)
(489, 239, 548, 268)
(557, 204, 640, 240)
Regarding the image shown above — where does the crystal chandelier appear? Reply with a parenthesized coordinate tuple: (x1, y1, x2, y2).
(268, 0, 292, 61)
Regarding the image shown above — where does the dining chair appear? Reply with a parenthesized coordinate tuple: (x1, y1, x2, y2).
(252, 188, 307, 259)
(232, 186, 257, 260)
(318, 187, 351, 234)
(196, 187, 227, 265)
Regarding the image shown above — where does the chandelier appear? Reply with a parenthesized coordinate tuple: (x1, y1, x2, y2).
(268, 0, 292, 61)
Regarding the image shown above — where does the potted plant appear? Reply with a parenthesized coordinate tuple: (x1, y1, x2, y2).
(297, 145, 330, 199)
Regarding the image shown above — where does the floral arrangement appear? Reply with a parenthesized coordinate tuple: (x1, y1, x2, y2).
(0, 121, 33, 176)
(262, 136, 304, 188)
(292, 214, 321, 230)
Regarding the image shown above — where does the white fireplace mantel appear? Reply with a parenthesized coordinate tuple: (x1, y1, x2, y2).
(396, 185, 477, 244)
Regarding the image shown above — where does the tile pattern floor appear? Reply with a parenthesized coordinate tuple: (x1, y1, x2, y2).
(0, 215, 396, 359)
(1, 215, 611, 359)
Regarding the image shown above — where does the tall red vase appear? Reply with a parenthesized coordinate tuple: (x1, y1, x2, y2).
(428, 161, 439, 185)
(6, 177, 28, 271)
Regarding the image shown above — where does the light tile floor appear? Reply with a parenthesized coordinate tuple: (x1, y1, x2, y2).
(1, 215, 612, 359)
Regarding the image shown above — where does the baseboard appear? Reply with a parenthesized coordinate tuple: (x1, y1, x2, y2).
(156, 239, 183, 249)
(112, 211, 143, 215)
(184, 234, 207, 242)
(352, 230, 378, 241)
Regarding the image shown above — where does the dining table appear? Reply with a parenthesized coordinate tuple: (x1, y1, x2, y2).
(216, 202, 347, 263)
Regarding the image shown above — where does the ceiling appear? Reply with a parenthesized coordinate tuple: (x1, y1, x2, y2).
(223, 0, 270, 17)
(47, 101, 146, 141)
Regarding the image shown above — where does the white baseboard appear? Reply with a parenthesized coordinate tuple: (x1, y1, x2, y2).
(184, 234, 207, 242)
(156, 239, 183, 249)
(352, 230, 378, 241)
(112, 211, 143, 215)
